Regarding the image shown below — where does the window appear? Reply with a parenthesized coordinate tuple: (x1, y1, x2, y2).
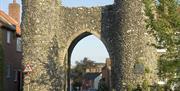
(14, 70, 18, 82)
(6, 64, 11, 78)
(96, 69, 99, 72)
(7, 31, 11, 44)
(86, 69, 90, 72)
(92, 68, 96, 72)
(16, 38, 22, 52)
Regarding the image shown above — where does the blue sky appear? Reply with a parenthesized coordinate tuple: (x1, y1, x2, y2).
(71, 35, 109, 65)
(62, 0, 114, 7)
(1, 0, 113, 65)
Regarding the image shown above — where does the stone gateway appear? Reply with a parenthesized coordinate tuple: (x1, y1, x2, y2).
(22, 0, 158, 91)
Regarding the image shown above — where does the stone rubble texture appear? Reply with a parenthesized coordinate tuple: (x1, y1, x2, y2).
(22, 0, 159, 91)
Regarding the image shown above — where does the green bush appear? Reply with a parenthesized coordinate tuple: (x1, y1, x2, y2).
(145, 67, 150, 73)
(157, 85, 164, 91)
(142, 80, 150, 91)
(127, 83, 133, 91)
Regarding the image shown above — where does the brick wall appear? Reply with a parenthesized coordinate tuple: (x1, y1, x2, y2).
(8, 0, 20, 23)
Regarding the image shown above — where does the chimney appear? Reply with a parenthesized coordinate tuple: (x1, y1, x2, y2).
(8, 0, 20, 23)
(106, 58, 111, 67)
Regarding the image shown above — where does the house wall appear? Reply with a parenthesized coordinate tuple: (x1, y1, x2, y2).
(0, 1, 22, 91)
(0, 28, 4, 91)
(94, 74, 102, 90)
(102, 66, 111, 90)
(82, 79, 91, 90)
(1, 28, 22, 91)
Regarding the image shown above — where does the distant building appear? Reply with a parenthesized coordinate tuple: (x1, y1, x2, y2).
(82, 72, 101, 90)
(82, 62, 104, 90)
(0, 0, 22, 91)
(94, 73, 102, 90)
(85, 63, 105, 73)
(102, 58, 112, 91)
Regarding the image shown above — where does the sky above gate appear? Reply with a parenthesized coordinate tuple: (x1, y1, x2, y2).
(0, 0, 113, 66)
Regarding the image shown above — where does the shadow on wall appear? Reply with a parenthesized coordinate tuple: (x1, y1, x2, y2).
(30, 35, 65, 91)
(101, 4, 122, 90)
(46, 35, 65, 91)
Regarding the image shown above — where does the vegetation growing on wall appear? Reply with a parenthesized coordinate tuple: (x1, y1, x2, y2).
(143, 0, 180, 86)
(142, 80, 150, 91)
(127, 83, 133, 91)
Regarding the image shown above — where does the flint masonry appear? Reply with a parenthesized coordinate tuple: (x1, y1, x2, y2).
(22, 0, 159, 91)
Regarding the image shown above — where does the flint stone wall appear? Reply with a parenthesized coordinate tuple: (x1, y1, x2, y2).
(22, 0, 158, 91)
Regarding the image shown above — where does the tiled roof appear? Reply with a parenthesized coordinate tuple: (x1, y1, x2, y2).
(83, 73, 101, 80)
(0, 10, 20, 35)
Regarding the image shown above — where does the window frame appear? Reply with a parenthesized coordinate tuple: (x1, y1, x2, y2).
(16, 37, 22, 52)
(14, 70, 18, 82)
(6, 64, 11, 78)
(6, 31, 11, 44)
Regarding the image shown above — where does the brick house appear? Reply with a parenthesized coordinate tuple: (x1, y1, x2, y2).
(82, 72, 101, 90)
(80, 62, 105, 90)
(0, 0, 22, 91)
(102, 58, 112, 91)
(85, 63, 105, 73)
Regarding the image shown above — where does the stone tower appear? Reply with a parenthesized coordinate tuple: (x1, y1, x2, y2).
(108, 0, 159, 90)
(9, 0, 20, 23)
(22, 0, 158, 91)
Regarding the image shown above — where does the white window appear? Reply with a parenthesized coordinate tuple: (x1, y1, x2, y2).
(6, 64, 11, 78)
(14, 70, 18, 82)
(16, 38, 22, 52)
(86, 69, 90, 72)
(7, 31, 11, 44)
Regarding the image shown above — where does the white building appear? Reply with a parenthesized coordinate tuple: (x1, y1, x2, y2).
(93, 74, 102, 90)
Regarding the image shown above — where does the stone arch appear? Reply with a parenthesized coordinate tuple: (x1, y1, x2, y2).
(62, 29, 101, 61)
(22, 0, 159, 91)
(64, 31, 110, 91)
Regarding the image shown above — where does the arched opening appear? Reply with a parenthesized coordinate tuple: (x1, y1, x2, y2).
(67, 32, 110, 91)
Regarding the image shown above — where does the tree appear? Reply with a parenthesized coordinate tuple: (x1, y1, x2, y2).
(71, 57, 95, 73)
(98, 78, 108, 91)
(143, 0, 180, 86)
(71, 57, 95, 90)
